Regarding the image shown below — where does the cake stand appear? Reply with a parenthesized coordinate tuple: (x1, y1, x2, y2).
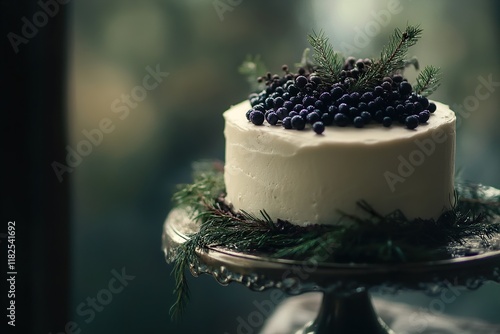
(163, 205, 500, 334)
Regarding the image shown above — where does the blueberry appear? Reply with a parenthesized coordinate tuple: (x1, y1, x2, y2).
(307, 105, 316, 113)
(310, 76, 322, 86)
(404, 103, 415, 113)
(276, 107, 288, 120)
(283, 101, 294, 111)
(267, 112, 279, 125)
(338, 103, 350, 114)
(361, 92, 374, 103)
(314, 100, 325, 111)
(282, 92, 290, 101)
(334, 113, 349, 127)
(246, 109, 253, 120)
(288, 84, 300, 95)
(350, 92, 360, 103)
(313, 121, 325, 134)
(293, 104, 304, 112)
(274, 97, 284, 108)
(328, 105, 338, 114)
(399, 82, 412, 96)
(360, 111, 372, 123)
(349, 107, 360, 118)
(381, 82, 392, 91)
(291, 115, 306, 130)
(358, 102, 368, 111)
(392, 74, 403, 83)
(295, 75, 308, 88)
(367, 101, 377, 112)
(353, 116, 364, 128)
(418, 96, 429, 109)
(282, 117, 292, 129)
(275, 87, 285, 95)
(265, 98, 274, 109)
(338, 93, 351, 104)
(319, 92, 332, 102)
(395, 104, 405, 114)
(303, 96, 316, 107)
(290, 96, 300, 104)
(330, 86, 344, 100)
(289, 111, 299, 118)
(418, 110, 430, 123)
(374, 86, 384, 96)
(253, 104, 265, 112)
(385, 106, 395, 117)
(321, 113, 334, 125)
(250, 111, 265, 125)
(299, 109, 309, 119)
(382, 117, 393, 127)
(405, 115, 419, 129)
(428, 102, 437, 113)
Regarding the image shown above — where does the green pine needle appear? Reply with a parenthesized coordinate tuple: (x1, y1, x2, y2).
(168, 162, 500, 319)
(415, 65, 442, 97)
(307, 30, 344, 86)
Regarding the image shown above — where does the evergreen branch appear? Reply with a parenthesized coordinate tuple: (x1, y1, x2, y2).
(353, 25, 423, 91)
(414, 65, 442, 97)
(307, 30, 343, 85)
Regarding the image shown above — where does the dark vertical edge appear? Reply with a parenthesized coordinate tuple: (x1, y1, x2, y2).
(1, 1, 70, 333)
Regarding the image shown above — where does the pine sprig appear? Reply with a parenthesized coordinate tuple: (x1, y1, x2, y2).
(307, 30, 344, 85)
(168, 163, 500, 319)
(353, 25, 423, 91)
(414, 65, 442, 97)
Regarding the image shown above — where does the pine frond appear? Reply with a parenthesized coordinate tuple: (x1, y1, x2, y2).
(414, 65, 442, 97)
(307, 30, 343, 85)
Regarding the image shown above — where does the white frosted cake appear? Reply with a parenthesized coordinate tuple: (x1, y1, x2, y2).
(224, 100, 456, 226)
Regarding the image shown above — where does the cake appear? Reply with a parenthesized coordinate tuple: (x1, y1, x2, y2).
(224, 100, 455, 226)
(223, 27, 456, 226)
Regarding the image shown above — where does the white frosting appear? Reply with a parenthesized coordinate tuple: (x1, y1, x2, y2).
(224, 100, 456, 225)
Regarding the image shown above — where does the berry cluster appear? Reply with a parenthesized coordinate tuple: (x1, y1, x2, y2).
(245, 62, 436, 134)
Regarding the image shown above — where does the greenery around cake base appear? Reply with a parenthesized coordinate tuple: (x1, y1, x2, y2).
(169, 161, 500, 319)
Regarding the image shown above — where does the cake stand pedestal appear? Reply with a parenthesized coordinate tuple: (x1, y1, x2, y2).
(162, 208, 500, 334)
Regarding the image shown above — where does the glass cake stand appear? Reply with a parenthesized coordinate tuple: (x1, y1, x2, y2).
(162, 199, 500, 334)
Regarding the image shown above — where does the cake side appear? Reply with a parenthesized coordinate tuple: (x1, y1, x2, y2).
(224, 100, 455, 226)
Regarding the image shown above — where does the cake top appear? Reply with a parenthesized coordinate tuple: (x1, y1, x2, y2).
(242, 25, 443, 134)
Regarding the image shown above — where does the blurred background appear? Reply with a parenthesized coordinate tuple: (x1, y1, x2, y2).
(3, 0, 500, 333)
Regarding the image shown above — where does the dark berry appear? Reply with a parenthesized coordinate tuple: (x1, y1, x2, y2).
(360, 111, 372, 123)
(374, 86, 384, 96)
(250, 111, 265, 125)
(253, 104, 265, 112)
(418, 111, 430, 123)
(334, 113, 349, 127)
(338, 94, 351, 104)
(353, 116, 364, 128)
(282, 117, 292, 129)
(385, 106, 395, 118)
(312, 122, 325, 134)
(413, 102, 423, 113)
(399, 82, 412, 96)
(321, 113, 334, 125)
(314, 100, 325, 111)
(265, 98, 274, 109)
(299, 109, 309, 119)
(319, 92, 332, 102)
(267, 112, 279, 125)
(283, 101, 294, 111)
(276, 107, 288, 119)
(350, 92, 360, 103)
(310, 76, 322, 86)
(381, 82, 392, 91)
(293, 104, 304, 112)
(404, 103, 415, 113)
(395, 104, 405, 114)
(361, 92, 374, 103)
(307, 112, 320, 124)
(358, 102, 368, 111)
(246, 109, 253, 120)
(418, 96, 429, 109)
(392, 74, 403, 83)
(274, 97, 284, 108)
(349, 107, 360, 118)
(330, 87, 344, 100)
(289, 96, 300, 104)
(303, 96, 316, 107)
(295, 75, 308, 88)
(367, 101, 377, 112)
(328, 105, 338, 114)
(405, 115, 419, 129)
(289, 111, 299, 118)
(374, 110, 384, 122)
(428, 102, 437, 113)
(282, 92, 290, 101)
(291, 115, 306, 130)
(382, 117, 393, 127)
(288, 84, 300, 95)
(338, 103, 350, 114)
(306, 105, 315, 113)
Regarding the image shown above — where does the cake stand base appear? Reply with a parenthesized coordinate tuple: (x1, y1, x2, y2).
(299, 290, 393, 334)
